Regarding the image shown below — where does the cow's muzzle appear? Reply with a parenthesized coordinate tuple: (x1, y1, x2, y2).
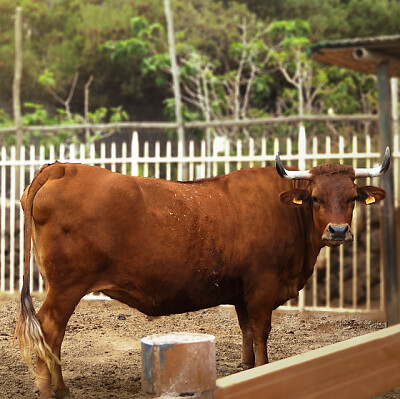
(322, 223, 353, 247)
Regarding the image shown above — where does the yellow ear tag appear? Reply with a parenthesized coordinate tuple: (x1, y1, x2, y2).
(293, 198, 303, 205)
(365, 196, 375, 205)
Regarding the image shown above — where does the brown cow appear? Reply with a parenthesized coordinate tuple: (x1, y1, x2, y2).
(15, 149, 389, 398)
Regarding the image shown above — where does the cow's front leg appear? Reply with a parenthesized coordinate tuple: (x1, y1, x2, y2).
(235, 302, 254, 369)
(244, 284, 277, 366)
(251, 313, 271, 366)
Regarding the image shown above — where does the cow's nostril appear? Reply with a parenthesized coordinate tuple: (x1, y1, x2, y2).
(329, 224, 349, 237)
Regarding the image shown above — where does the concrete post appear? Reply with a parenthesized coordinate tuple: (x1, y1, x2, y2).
(141, 332, 216, 398)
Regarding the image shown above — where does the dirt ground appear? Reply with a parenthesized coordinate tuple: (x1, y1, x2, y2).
(1, 295, 399, 399)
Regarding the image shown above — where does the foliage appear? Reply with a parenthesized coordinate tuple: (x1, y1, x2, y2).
(101, 16, 164, 63)
(1, 103, 128, 147)
(0, 0, 396, 145)
(104, 14, 277, 141)
(232, 0, 400, 40)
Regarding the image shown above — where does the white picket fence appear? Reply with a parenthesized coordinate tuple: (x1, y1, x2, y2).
(1, 129, 399, 313)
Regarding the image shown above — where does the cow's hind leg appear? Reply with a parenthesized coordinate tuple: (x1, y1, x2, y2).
(35, 289, 83, 399)
(235, 302, 254, 369)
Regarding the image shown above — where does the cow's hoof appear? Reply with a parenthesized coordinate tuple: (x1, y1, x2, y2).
(37, 394, 55, 399)
(35, 387, 55, 399)
(238, 362, 252, 370)
(53, 386, 70, 398)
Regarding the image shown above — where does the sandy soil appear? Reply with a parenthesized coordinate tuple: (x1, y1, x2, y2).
(0, 295, 399, 399)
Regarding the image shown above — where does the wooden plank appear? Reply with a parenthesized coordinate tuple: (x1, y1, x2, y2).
(214, 325, 400, 399)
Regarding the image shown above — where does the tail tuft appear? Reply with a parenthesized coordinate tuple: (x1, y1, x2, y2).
(14, 292, 61, 379)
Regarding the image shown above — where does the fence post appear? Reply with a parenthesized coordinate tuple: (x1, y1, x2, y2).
(131, 131, 139, 176)
(177, 139, 184, 181)
(298, 123, 307, 311)
(298, 123, 306, 170)
(0, 147, 5, 293)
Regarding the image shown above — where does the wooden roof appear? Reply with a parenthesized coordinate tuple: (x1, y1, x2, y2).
(309, 35, 400, 77)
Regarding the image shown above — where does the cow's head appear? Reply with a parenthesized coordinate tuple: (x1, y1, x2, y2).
(276, 148, 390, 247)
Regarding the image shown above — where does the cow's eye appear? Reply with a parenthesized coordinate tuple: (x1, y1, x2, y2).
(312, 196, 321, 205)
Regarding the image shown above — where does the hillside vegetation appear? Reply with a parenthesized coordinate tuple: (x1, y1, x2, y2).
(1, 0, 399, 144)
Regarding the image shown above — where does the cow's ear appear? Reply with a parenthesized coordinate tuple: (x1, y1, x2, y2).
(280, 188, 310, 206)
(356, 185, 386, 205)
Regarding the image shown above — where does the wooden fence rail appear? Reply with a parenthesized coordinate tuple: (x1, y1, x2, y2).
(214, 324, 400, 399)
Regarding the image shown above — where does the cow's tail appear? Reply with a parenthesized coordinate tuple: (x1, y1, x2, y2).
(14, 163, 62, 380)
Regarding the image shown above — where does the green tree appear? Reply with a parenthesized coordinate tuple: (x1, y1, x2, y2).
(0, 0, 394, 146)
(232, 0, 400, 39)
(270, 20, 324, 116)
(103, 13, 276, 141)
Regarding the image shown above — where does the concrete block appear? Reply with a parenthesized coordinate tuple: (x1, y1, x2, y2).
(141, 332, 216, 398)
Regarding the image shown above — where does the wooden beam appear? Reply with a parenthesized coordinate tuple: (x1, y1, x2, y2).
(377, 63, 400, 326)
(214, 325, 400, 399)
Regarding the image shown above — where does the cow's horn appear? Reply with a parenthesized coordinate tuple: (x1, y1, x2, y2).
(275, 153, 313, 180)
(354, 147, 390, 178)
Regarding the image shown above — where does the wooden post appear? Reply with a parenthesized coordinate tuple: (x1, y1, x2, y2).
(377, 62, 400, 326)
(141, 332, 216, 398)
(164, 0, 186, 179)
(13, 7, 23, 196)
(391, 78, 398, 142)
(84, 75, 94, 143)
